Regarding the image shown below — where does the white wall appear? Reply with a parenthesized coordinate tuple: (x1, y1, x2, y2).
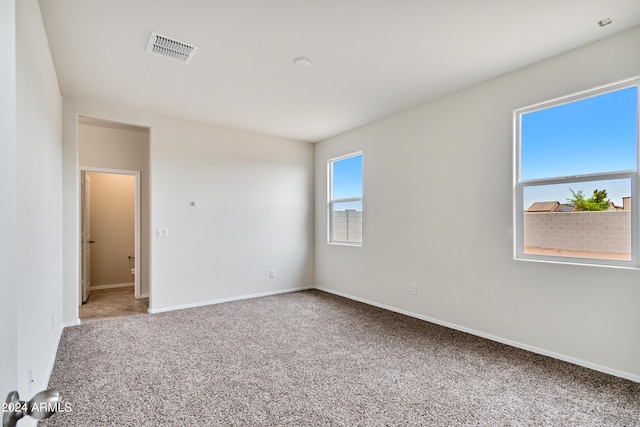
(15, 0, 63, 402)
(314, 26, 640, 381)
(88, 173, 136, 287)
(150, 117, 315, 309)
(62, 101, 314, 320)
(0, 0, 18, 400)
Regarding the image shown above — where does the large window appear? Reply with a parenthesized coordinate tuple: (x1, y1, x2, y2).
(329, 152, 363, 245)
(515, 80, 639, 266)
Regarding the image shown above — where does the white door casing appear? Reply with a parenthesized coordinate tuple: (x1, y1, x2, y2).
(81, 171, 92, 303)
(79, 167, 141, 303)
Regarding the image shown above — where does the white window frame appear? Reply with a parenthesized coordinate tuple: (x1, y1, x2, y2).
(514, 78, 640, 268)
(328, 151, 363, 246)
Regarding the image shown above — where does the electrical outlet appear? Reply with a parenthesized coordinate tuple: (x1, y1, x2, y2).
(410, 283, 417, 295)
(269, 269, 276, 279)
(156, 227, 169, 238)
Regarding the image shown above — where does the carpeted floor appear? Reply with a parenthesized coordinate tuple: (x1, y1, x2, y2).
(42, 290, 640, 426)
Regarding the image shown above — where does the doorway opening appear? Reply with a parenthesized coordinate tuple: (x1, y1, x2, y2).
(76, 115, 150, 321)
(80, 168, 147, 320)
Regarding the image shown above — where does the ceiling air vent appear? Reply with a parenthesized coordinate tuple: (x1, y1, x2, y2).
(146, 32, 198, 64)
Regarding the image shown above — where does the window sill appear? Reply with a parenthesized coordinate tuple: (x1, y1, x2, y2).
(329, 241, 362, 247)
(514, 254, 638, 269)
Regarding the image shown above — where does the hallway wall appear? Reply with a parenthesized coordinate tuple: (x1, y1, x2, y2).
(88, 173, 136, 287)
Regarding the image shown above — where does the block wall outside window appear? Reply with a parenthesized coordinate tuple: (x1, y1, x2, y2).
(328, 152, 363, 245)
(515, 80, 638, 267)
(332, 210, 363, 243)
(524, 211, 631, 260)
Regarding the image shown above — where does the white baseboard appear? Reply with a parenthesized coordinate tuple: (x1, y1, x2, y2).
(148, 286, 314, 314)
(62, 319, 81, 327)
(89, 282, 134, 291)
(314, 286, 640, 384)
(44, 324, 65, 394)
(63, 282, 639, 383)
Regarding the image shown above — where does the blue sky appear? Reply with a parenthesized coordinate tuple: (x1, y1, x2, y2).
(331, 87, 638, 212)
(521, 86, 637, 209)
(332, 154, 362, 211)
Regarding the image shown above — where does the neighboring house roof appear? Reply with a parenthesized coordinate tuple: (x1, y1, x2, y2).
(608, 201, 624, 210)
(526, 201, 561, 212)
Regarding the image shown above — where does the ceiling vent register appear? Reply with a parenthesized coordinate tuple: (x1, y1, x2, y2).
(146, 32, 198, 64)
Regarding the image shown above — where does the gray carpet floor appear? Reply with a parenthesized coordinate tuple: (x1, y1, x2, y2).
(42, 290, 640, 426)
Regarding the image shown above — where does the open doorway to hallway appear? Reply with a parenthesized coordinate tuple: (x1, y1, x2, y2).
(78, 116, 150, 321)
(80, 287, 148, 321)
(80, 170, 148, 321)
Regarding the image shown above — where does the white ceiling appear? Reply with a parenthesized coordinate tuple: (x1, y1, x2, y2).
(39, 0, 640, 142)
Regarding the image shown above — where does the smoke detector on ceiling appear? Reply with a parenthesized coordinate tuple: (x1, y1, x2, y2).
(146, 32, 198, 64)
(598, 17, 612, 27)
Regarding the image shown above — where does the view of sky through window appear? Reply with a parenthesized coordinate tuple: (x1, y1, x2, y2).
(521, 86, 637, 209)
(332, 154, 362, 210)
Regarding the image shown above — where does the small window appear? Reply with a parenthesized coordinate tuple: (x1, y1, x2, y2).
(328, 152, 363, 245)
(515, 80, 639, 266)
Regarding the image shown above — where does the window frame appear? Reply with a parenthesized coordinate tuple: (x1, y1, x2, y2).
(514, 78, 640, 268)
(328, 151, 363, 246)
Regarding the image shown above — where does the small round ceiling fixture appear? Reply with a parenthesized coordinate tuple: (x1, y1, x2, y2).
(294, 57, 311, 67)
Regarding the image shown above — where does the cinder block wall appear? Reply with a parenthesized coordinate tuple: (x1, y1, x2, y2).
(333, 210, 362, 242)
(524, 211, 631, 254)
